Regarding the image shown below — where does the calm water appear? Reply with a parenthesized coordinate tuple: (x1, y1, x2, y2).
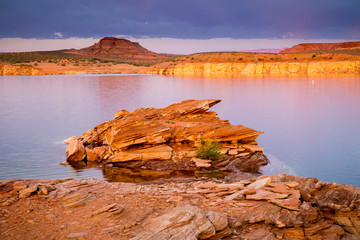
(0, 74, 359, 187)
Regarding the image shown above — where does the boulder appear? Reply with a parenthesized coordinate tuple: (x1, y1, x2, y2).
(65, 140, 86, 162)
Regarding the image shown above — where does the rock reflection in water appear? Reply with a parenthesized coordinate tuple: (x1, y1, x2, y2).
(102, 165, 231, 183)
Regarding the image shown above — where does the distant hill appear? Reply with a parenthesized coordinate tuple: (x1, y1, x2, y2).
(280, 41, 360, 53)
(68, 37, 174, 62)
(242, 49, 283, 53)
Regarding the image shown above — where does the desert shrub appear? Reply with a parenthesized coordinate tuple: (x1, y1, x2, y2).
(196, 140, 221, 160)
(312, 54, 316, 58)
(34, 63, 38, 66)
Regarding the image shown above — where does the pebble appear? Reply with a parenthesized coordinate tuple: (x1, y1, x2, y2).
(45, 214, 56, 220)
(166, 196, 183, 202)
(27, 219, 36, 224)
(66, 232, 85, 238)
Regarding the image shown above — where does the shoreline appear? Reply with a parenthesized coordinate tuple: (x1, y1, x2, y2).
(1, 174, 359, 239)
(1, 59, 360, 76)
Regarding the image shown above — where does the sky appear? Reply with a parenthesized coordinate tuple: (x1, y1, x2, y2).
(0, 0, 359, 54)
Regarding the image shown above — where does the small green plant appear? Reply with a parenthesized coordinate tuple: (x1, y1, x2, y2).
(196, 140, 221, 160)
(312, 54, 316, 58)
(294, 57, 297, 60)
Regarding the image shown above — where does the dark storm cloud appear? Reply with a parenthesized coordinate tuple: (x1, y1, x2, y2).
(0, 0, 359, 39)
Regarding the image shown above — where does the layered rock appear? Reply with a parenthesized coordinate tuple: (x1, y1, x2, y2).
(0, 63, 41, 75)
(69, 37, 171, 61)
(64, 99, 267, 174)
(150, 60, 360, 75)
(1, 174, 359, 239)
(280, 41, 360, 53)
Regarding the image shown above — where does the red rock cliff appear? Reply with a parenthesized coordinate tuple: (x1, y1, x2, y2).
(280, 41, 360, 53)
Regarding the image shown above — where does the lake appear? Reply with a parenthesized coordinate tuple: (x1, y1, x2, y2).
(0, 74, 359, 187)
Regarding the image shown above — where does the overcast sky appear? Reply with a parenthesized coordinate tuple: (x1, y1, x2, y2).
(1, 0, 359, 53)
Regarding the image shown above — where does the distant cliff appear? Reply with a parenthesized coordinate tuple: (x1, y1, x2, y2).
(280, 41, 360, 53)
(149, 60, 360, 75)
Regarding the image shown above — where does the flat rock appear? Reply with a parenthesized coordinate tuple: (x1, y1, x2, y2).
(131, 204, 228, 240)
(246, 189, 289, 201)
(242, 144, 264, 152)
(192, 158, 212, 168)
(246, 177, 271, 190)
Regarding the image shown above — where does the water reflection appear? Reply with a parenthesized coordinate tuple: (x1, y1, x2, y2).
(102, 165, 230, 183)
(0, 74, 359, 187)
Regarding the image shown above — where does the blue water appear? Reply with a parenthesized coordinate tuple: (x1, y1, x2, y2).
(0, 74, 359, 187)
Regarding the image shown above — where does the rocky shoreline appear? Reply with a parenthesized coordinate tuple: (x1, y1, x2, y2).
(1, 174, 360, 239)
(1, 99, 359, 239)
(1, 59, 360, 76)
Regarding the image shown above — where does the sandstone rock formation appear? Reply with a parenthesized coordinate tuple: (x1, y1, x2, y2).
(0, 63, 41, 75)
(1, 174, 359, 239)
(76, 37, 159, 59)
(65, 99, 268, 175)
(280, 41, 360, 53)
(69, 37, 173, 62)
(150, 60, 360, 75)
